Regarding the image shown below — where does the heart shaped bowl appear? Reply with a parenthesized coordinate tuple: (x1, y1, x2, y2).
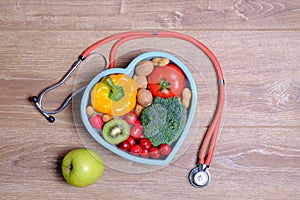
(81, 51, 197, 166)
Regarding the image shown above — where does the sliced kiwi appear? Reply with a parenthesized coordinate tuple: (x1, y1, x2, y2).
(102, 118, 130, 145)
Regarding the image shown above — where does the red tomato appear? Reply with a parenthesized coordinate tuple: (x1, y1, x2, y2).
(126, 136, 136, 146)
(118, 141, 131, 151)
(140, 149, 149, 158)
(149, 146, 160, 159)
(159, 144, 172, 157)
(139, 138, 152, 150)
(130, 125, 143, 139)
(130, 145, 142, 156)
(133, 119, 142, 128)
(148, 64, 185, 98)
(124, 111, 137, 125)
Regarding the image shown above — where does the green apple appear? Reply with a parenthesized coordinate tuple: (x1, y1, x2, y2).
(61, 148, 104, 187)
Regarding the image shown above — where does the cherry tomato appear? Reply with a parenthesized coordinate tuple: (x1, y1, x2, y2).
(133, 119, 142, 128)
(159, 144, 172, 157)
(140, 149, 149, 158)
(148, 64, 185, 98)
(126, 136, 136, 146)
(139, 138, 152, 150)
(130, 125, 143, 139)
(118, 141, 131, 151)
(124, 111, 137, 125)
(130, 145, 142, 156)
(149, 146, 160, 159)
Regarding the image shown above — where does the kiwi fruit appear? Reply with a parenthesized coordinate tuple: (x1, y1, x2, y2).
(102, 118, 130, 145)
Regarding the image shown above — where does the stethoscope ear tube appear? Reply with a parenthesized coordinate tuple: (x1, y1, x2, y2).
(31, 58, 84, 122)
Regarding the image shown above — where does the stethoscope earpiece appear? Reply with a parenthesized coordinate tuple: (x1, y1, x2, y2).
(31, 96, 55, 123)
(46, 115, 55, 123)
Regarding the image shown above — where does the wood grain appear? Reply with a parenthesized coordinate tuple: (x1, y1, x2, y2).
(0, 0, 299, 199)
(0, 0, 299, 31)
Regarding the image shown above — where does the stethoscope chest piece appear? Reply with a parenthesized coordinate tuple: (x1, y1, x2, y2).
(189, 165, 210, 188)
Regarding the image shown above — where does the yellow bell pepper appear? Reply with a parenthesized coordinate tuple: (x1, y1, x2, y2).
(91, 74, 137, 116)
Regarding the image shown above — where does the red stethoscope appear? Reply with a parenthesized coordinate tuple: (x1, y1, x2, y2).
(32, 30, 225, 188)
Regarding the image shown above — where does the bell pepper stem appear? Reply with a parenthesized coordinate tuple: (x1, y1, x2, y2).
(103, 77, 124, 101)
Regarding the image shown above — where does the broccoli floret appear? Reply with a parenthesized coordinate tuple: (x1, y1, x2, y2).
(140, 104, 167, 137)
(140, 97, 187, 146)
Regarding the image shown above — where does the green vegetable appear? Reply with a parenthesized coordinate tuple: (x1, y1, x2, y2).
(140, 97, 187, 146)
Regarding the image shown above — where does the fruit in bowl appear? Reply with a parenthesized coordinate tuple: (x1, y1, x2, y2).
(102, 118, 130, 145)
(81, 52, 197, 166)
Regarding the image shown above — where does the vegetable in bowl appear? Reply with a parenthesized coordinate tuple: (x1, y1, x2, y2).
(140, 97, 187, 146)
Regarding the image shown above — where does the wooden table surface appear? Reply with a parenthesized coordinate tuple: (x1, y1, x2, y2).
(1, 1, 299, 199)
